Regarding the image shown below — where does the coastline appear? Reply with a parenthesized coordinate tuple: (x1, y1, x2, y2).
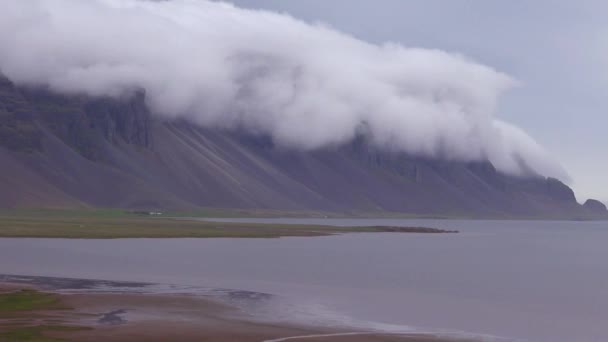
(0, 280, 475, 342)
(0, 210, 456, 239)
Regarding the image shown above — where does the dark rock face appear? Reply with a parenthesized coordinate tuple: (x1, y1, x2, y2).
(0, 77, 602, 218)
(583, 199, 607, 213)
(16, 85, 151, 160)
(0, 78, 43, 152)
(545, 177, 577, 202)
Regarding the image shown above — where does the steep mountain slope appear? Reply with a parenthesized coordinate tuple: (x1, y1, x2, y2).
(0, 77, 604, 218)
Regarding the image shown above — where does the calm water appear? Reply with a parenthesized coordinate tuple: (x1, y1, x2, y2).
(1, 219, 607, 342)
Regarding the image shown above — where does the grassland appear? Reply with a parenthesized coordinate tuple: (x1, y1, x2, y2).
(0, 289, 67, 315)
(0, 325, 88, 342)
(0, 289, 89, 342)
(0, 208, 455, 238)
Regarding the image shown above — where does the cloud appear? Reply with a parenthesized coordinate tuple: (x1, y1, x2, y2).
(0, 0, 567, 179)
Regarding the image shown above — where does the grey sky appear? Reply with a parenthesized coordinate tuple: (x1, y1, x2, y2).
(228, 0, 608, 203)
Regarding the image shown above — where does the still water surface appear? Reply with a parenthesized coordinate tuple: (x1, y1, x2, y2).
(1, 219, 607, 342)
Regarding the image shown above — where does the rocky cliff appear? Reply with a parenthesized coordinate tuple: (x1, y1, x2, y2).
(0, 77, 604, 218)
(583, 199, 607, 214)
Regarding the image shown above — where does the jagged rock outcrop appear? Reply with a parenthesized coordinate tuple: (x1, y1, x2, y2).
(0, 77, 603, 218)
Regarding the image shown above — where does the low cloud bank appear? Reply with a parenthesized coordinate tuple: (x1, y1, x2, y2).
(0, 0, 566, 179)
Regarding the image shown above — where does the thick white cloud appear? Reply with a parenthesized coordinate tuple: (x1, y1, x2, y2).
(0, 0, 567, 179)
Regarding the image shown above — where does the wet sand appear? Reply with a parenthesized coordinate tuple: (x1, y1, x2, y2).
(0, 283, 473, 342)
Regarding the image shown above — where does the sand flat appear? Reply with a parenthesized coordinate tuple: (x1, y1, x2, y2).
(0, 282, 473, 342)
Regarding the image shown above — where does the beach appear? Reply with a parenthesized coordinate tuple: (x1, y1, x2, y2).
(0, 282, 471, 342)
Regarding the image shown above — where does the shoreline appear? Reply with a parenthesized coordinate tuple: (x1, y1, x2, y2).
(0, 278, 476, 342)
(3, 207, 606, 222)
(0, 211, 457, 239)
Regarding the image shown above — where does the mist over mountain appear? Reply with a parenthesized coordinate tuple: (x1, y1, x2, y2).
(0, 0, 566, 180)
(0, 0, 604, 218)
(1, 75, 605, 218)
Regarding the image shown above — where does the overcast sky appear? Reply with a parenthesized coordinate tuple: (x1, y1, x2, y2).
(227, 0, 608, 203)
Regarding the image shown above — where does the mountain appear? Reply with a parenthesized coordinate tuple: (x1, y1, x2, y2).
(0, 76, 605, 218)
(583, 199, 607, 214)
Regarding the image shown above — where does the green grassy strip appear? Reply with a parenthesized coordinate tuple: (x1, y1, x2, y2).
(0, 210, 454, 239)
(0, 325, 90, 342)
(0, 290, 68, 313)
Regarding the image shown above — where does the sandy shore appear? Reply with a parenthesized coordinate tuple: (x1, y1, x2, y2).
(0, 282, 474, 342)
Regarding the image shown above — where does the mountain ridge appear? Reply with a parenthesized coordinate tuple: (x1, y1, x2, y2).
(0, 77, 605, 219)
